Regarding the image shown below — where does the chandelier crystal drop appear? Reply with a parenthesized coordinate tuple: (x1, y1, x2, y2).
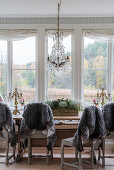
(48, 0, 70, 70)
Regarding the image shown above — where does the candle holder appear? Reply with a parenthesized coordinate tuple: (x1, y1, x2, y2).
(97, 88, 111, 106)
(9, 88, 23, 115)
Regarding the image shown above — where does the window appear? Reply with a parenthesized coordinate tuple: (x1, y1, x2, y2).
(12, 37, 36, 103)
(112, 43, 114, 102)
(84, 31, 114, 103)
(0, 37, 36, 104)
(47, 33, 72, 100)
(0, 40, 7, 101)
(84, 37, 108, 103)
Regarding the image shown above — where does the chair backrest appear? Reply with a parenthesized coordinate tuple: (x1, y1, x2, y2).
(23, 103, 55, 131)
(73, 106, 105, 152)
(0, 103, 16, 146)
(21, 103, 56, 151)
(102, 103, 114, 132)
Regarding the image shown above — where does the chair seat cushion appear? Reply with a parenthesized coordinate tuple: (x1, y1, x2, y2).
(31, 130, 47, 139)
(62, 137, 93, 148)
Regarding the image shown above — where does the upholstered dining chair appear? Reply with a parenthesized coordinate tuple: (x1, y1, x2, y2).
(20, 103, 56, 165)
(0, 126, 16, 165)
(0, 103, 16, 165)
(61, 106, 105, 170)
(98, 103, 114, 166)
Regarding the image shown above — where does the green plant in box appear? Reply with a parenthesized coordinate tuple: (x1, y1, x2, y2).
(46, 98, 80, 116)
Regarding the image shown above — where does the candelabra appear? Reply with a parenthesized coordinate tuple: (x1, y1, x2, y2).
(97, 88, 111, 106)
(9, 88, 23, 115)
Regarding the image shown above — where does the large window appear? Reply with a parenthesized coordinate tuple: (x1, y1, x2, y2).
(112, 43, 114, 102)
(84, 37, 108, 103)
(47, 33, 72, 100)
(0, 40, 7, 101)
(12, 37, 36, 103)
(0, 37, 36, 103)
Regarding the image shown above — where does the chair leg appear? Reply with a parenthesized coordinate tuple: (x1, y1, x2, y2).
(28, 135, 32, 164)
(91, 143, 94, 169)
(61, 142, 64, 170)
(5, 133, 9, 165)
(51, 148, 53, 160)
(47, 149, 49, 165)
(98, 147, 100, 161)
(79, 152, 82, 170)
(13, 145, 16, 161)
(102, 138, 105, 167)
(75, 148, 78, 161)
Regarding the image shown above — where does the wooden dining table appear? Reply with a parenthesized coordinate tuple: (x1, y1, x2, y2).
(12, 111, 80, 161)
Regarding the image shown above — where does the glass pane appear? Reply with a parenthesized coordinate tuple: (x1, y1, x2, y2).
(84, 37, 108, 69)
(112, 70, 114, 102)
(0, 40, 7, 69)
(12, 70, 36, 103)
(13, 37, 36, 69)
(48, 70, 71, 100)
(0, 70, 7, 102)
(48, 34, 72, 100)
(0, 40, 7, 102)
(84, 69, 108, 103)
(112, 43, 114, 68)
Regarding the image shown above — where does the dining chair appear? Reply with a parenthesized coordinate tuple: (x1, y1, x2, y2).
(20, 103, 56, 165)
(61, 106, 105, 170)
(0, 126, 16, 165)
(98, 103, 114, 166)
(61, 137, 98, 170)
(0, 103, 16, 165)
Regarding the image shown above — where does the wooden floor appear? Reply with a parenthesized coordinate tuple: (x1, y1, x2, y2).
(0, 148, 114, 170)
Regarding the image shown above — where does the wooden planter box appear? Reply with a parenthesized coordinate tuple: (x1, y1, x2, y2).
(53, 109, 78, 116)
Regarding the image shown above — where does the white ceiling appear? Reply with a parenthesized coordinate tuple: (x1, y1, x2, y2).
(0, 0, 114, 18)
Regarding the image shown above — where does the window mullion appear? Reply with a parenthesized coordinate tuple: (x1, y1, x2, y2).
(45, 32, 48, 100)
(7, 41, 13, 95)
(108, 41, 113, 96)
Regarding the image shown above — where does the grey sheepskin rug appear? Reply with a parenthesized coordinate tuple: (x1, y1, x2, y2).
(0, 103, 17, 146)
(20, 103, 56, 151)
(102, 103, 114, 132)
(73, 106, 105, 152)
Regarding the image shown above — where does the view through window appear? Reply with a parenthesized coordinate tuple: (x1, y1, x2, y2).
(47, 34, 72, 100)
(12, 37, 36, 103)
(84, 37, 108, 103)
(0, 40, 7, 102)
(112, 43, 114, 102)
(0, 37, 36, 104)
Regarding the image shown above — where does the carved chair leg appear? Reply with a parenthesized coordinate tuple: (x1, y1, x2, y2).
(47, 149, 49, 165)
(75, 148, 78, 161)
(91, 143, 94, 169)
(13, 145, 16, 161)
(102, 138, 105, 166)
(5, 133, 9, 165)
(98, 147, 100, 161)
(51, 149, 53, 160)
(28, 135, 32, 164)
(79, 152, 82, 170)
(61, 142, 64, 170)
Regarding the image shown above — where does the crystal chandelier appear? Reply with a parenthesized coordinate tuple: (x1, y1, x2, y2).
(48, 0, 70, 70)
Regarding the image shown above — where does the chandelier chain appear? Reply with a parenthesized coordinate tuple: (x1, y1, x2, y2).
(48, 0, 70, 71)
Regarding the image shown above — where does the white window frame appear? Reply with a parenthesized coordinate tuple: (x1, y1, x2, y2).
(6, 38, 37, 102)
(83, 37, 113, 101)
(45, 30, 73, 101)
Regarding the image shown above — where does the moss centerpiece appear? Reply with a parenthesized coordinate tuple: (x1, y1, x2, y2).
(46, 98, 80, 116)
